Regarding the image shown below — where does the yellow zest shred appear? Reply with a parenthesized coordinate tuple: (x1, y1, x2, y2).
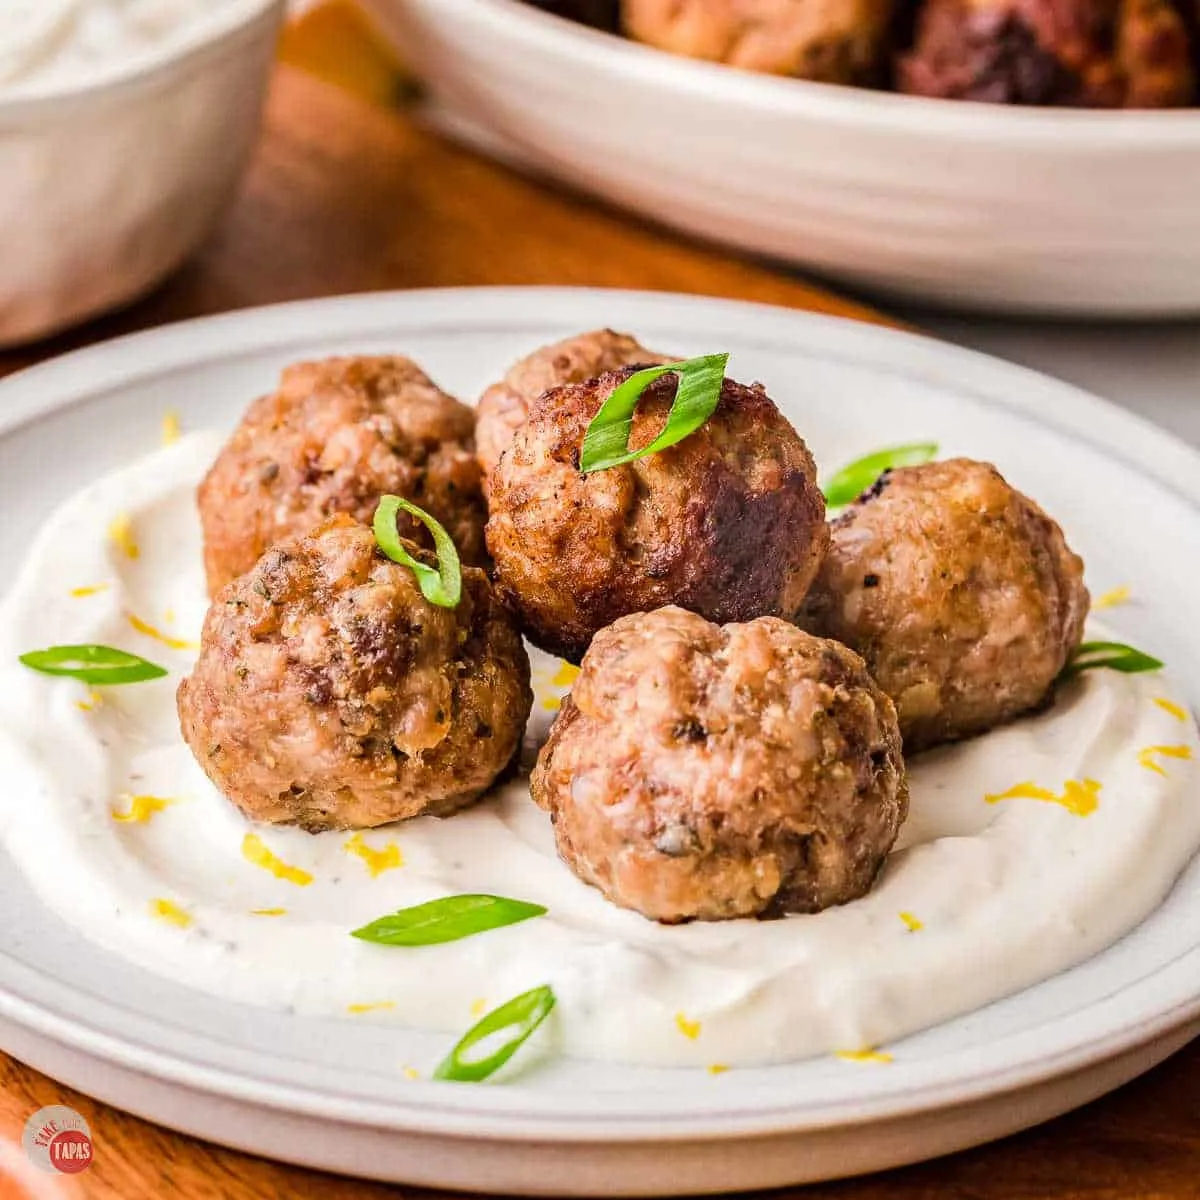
(1154, 698, 1188, 722)
(70, 583, 110, 598)
(541, 696, 563, 712)
(402, 1066, 420, 1081)
(707, 1064, 730, 1076)
(1093, 585, 1131, 610)
(899, 911, 923, 933)
(343, 832, 404, 877)
(552, 662, 581, 687)
(127, 612, 199, 653)
(241, 833, 314, 887)
(111, 794, 172, 824)
(347, 1001, 397, 1014)
(985, 778, 1101, 818)
(76, 691, 102, 713)
(251, 907, 288, 917)
(149, 898, 192, 929)
(835, 1048, 893, 1065)
(674, 1012, 701, 1041)
(162, 409, 182, 446)
(108, 513, 140, 560)
(470, 997, 488, 1017)
(1137, 745, 1193, 778)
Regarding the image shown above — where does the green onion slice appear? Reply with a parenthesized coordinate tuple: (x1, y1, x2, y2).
(822, 442, 939, 509)
(373, 495, 462, 609)
(580, 353, 730, 473)
(352, 894, 547, 946)
(19, 644, 168, 685)
(434, 984, 556, 1083)
(1063, 641, 1164, 678)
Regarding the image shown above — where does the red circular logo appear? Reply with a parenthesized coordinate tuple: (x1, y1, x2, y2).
(21, 1106, 94, 1175)
(47, 1129, 93, 1175)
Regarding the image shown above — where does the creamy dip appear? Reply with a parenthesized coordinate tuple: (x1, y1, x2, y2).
(0, 0, 250, 94)
(0, 432, 1196, 1068)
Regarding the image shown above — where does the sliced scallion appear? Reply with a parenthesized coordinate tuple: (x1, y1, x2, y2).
(373, 495, 462, 609)
(352, 894, 547, 947)
(19, 644, 168, 685)
(434, 984, 556, 1083)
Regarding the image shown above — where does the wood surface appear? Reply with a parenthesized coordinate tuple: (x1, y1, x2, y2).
(0, 62, 1197, 1200)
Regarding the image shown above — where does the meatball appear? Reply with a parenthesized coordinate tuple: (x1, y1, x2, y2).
(476, 329, 670, 480)
(531, 607, 907, 922)
(796, 459, 1089, 753)
(898, 0, 1196, 106)
(199, 356, 487, 596)
(485, 366, 828, 662)
(623, 0, 899, 84)
(178, 515, 532, 832)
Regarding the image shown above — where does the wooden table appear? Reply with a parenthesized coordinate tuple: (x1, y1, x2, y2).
(1, 64, 1197, 1200)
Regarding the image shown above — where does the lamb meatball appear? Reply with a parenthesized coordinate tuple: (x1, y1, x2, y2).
(898, 0, 1196, 106)
(178, 515, 531, 832)
(531, 607, 907, 922)
(476, 329, 670, 479)
(485, 366, 828, 662)
(199, 357, 487, 596)
(796, 459, 1089, 752)
(623, 0, 899, 84)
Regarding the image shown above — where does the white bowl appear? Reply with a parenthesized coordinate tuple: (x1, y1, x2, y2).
(0, 0, 286, 349)
(363, 0, 1200, 317)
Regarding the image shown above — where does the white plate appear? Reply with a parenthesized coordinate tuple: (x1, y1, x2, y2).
(362, 0, 1200, 318)
(0, 287, 1198, 1194)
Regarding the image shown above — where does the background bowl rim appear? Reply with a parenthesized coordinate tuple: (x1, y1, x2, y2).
(437, 0, 1200, 145)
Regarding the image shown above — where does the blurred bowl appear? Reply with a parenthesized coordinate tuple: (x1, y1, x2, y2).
(0, 0, 286, 348)
(363, 0, 1200, 317)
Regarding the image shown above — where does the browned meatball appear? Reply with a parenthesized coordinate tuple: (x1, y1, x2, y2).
(796, 459, 1089, 752)
(178, 515, 531, 832)
(531, 607, 907, 922)
(485, 367, 828, 662)
(199, 357, 487, 596)
(898, 0, 1196, 106)
(623, 0, 899, 83)
(476, 329, 670, 480)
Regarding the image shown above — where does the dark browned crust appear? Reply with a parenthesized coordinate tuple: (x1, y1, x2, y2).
(199, 356, 487, 597)
(531, 608, 908, 923)
(898, 0, 1195, 106)
(485, 367, 828, 662)
(178, 515, 531, 832)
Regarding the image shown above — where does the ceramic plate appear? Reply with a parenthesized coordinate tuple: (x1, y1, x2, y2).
(0, 288, 1198, 1194)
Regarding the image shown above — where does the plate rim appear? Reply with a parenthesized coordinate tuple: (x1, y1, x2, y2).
(1, 284, 1199, 1144)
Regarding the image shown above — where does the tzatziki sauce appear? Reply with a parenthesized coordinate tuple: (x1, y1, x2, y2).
(0, 433, 1196, 1068)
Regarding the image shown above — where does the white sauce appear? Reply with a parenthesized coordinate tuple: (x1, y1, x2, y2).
(0, 0, 247, 94)
(0, 433, 1197, 1068)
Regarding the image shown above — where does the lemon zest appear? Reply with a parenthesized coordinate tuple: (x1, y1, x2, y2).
(985, 779, 1100, 818)
(1137, 745, 1193, 778)
(343, 832, 404, 877)
(402, 1066, 420, 1081)
(127, 612, 199, 652)
(470, 997, 488, 1017)
(541, 696, 563, 712)
(835, 1048, 893, 1064)
(250, 907, 287, 917)
(161, 409, 182, 446)
(674, 1012, 701, 1040)
(242, 833, 313, 887)
(1154, 698, 1188, 722)
(76, 691, 102, 713)
(149, 898, 192, 929)
(70, 583, 110, 599)
(347, 1001, 397, 1014)
(108, 513, 140, 560)
(707, 1064, 730, 1075)
(111, 794, 172, 824)
(899, 911, 923, 933)
(1093, 585, 1131, 610)
(552, 661, 581, 687)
